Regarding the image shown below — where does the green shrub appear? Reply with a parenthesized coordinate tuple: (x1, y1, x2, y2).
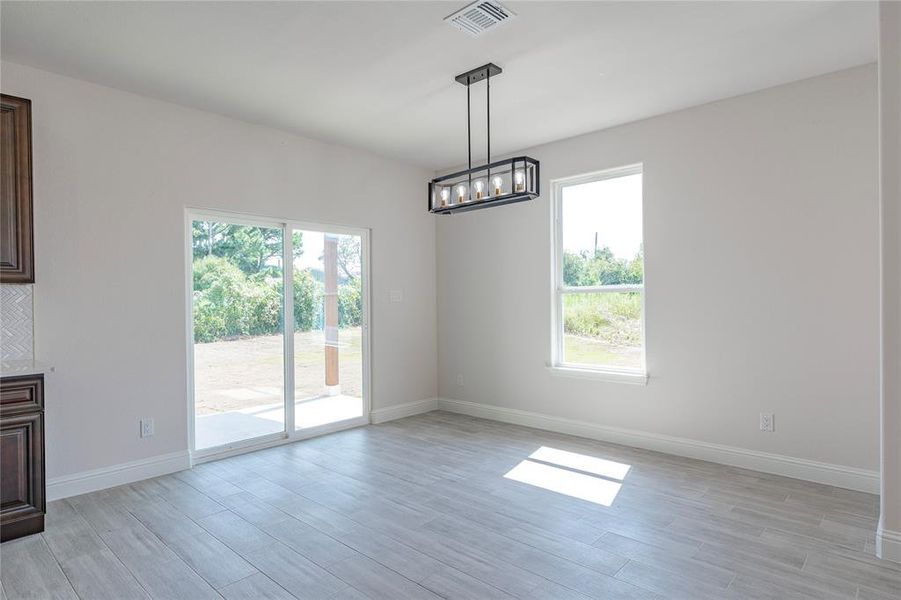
(192, 256, 281, 343)
(293, 268, 320, 331)
(193, 258, 364, 342)
(243, 274, 282, 336)
(562, 248, 643, 287)
(339, 278, 363, 327)
(563, 292, 642, 346)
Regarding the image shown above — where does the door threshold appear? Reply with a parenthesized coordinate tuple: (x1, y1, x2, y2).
(191, 415, 369, 465)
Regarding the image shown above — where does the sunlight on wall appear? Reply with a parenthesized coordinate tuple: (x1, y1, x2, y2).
(504, 446, 631, 507)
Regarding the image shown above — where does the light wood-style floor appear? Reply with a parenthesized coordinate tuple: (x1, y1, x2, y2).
(1, 412, 899, 600)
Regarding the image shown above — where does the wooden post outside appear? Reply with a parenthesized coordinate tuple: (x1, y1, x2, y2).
(324, 233, 340, 394)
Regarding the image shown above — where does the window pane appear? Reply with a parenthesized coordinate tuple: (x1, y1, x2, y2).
(292, 230, 364, 429)
(561, 173, 643, 287)
(192, 221, 285, 450)
(562, 292, 643, 370)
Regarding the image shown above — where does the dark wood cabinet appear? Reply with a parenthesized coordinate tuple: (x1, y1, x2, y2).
(0, 375, 45, 542)
(0, 94, 34, 284)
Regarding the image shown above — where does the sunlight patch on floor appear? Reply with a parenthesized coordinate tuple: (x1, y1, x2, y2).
(529, 446, 631, 480)
(504, 446, 630, 507)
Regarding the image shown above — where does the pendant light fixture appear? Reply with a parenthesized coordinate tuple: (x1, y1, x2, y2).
(429, 63, 539, 215)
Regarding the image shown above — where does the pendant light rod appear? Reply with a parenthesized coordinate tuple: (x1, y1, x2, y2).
(467, 79, 472, 170)
(456, 63, 501, 167)
(486, 69, 490, 165)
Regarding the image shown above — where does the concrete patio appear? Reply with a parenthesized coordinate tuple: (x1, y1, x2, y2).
(195, 394, 363, 450)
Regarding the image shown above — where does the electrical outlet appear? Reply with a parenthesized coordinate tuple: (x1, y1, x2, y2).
(140, 418, 154, 438)
(759, 412, 774, 433)
(456, 373, 465, 387)
(389, 289, 403, 303)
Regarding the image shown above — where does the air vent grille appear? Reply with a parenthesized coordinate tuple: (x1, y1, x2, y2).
(444, 1, 516, 37)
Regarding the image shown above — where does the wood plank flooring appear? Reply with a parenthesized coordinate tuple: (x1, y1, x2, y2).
(2, 411, 899, 599)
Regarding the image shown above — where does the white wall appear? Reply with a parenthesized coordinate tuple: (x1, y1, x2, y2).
(878, 0, 901, 561)
(437, 65, 880, 475)
(0, 61, 437, 481)
(0, 59, 880, 493)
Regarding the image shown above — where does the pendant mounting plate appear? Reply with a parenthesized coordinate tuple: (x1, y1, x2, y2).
(455, 63, 502, 86)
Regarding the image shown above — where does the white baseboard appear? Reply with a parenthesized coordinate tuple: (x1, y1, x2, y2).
(437, 398, 879, 494)
(46, 400, 432, 501)
(47, 451, 191, 501)
(877, 527, 901, 563)
(44, 398, 879, 503)
(370, 397, 439, 424)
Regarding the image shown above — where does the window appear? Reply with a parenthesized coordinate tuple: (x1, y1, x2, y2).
(551, 165, 645, 380)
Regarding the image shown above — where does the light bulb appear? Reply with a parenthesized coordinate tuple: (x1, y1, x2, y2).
(439, 187, 450, 207)
(456, 183, 468, 203)
(473, 179, 486, 200)
(514, 169, 526, 192)
(492, 175, 503, 196)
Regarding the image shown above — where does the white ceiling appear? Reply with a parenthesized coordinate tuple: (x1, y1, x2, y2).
(0, 1, 877, 170)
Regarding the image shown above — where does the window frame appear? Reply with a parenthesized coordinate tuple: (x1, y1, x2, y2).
(549, 164, 648, 384)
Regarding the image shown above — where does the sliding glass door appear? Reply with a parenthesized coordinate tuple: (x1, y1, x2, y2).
(291, 228, 365, 429)
(189, 214, 369, 456)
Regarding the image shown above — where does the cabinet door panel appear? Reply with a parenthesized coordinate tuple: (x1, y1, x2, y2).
(0, 423, 29, 507)
(0, 411, 44, 541)
(0, 94, 34, 283)
(0, 376, 43, 415)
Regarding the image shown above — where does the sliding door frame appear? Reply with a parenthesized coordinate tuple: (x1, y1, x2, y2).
(184, 208, 372, 463)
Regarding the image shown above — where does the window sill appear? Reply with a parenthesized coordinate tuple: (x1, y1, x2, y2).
(546, 365, 649, 385)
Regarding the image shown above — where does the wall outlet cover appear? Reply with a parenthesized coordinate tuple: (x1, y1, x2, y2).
(759, 412, 775, 433)
(141, 418, 154, 438)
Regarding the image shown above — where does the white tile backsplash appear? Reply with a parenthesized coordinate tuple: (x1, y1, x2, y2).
(0, 284, 34, 361)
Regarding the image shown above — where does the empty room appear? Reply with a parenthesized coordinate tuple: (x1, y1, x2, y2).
(1, 1, 900, 598)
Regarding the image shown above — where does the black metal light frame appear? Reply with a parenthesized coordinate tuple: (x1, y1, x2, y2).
(429, 156, 539, 215)
(429, 63, 540, 215)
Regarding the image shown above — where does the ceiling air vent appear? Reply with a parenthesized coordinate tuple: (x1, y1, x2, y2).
(444, 1, 516, 37)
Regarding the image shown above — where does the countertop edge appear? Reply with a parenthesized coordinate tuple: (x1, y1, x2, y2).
(0, 360, 53, 378)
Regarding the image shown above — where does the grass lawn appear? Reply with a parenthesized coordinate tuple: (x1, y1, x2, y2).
(564, 334, 643, 370)
(194, 327, 362, 415)
(562, 292, 643, 369)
